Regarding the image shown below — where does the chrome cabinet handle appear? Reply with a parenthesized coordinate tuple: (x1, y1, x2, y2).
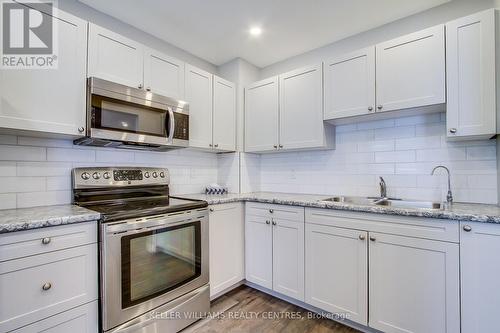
(463, 225, 472, 232)
(41, 237, 51, 245)
(77, 127, 85, 133)
(369, 236, 376, 242)
(449, 128, 457, 134)
(359, 234, 365, 240)
(265, 220, 271, 225)
(42, 282, 52, 291)
(368, 106, 373, 112)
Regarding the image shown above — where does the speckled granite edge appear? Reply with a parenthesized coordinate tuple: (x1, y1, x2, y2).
(0, 205, 101, 233)
(176, 193, 500, 224)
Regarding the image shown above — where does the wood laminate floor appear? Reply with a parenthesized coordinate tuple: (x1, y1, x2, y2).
(185, 286, 361, 333)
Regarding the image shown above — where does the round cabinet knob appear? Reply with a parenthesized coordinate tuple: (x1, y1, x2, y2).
(138, 84, 143, 89)
(78, 127, 85, 133)
(279, 144, 283, 149)
(359, 234, 366, 241)
(146, 87, 151, 92)
(41, 237, 51, 245)
(463, 225, 472, 232)
(368, 106, 374, 112)
(377, 105, 383, 110)
(269, 209, 274, 213)
(214, 144, 219, 148)
(209, 208, 214, 212)
(81, 172, 90, 180)
(152, 172, 158, 178)
(144, 172, 150, 178)
(273, 145, 278, 149)
(209, 143, 213, 147)
(92, 172, 101, 180)
(42, 282, 52, 291)
(159, 172, 165, 178)
(266, 220, 271, 225)
(103, 172, 111, 180)
(449, 128, 457, 134)
(369, 236, 376, 242)
(272, 220, 277, 226)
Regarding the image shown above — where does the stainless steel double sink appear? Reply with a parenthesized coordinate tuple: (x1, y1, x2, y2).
(319, 196, 444, 210)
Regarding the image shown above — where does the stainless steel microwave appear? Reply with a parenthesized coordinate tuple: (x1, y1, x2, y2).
(74, 77, 189, 151)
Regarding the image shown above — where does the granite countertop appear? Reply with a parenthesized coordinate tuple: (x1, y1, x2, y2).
(176, 192, 500, 224)
(0, 205, 101, 233)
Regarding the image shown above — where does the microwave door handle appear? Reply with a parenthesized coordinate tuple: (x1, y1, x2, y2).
(167, 108, 175, 144)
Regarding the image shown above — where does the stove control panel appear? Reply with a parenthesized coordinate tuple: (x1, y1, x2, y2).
(73, 167, 169, 188)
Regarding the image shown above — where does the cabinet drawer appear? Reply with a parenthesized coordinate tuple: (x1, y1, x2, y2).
(306, 208, 459, 242)
(0, 222, 97, 262)
(11, 301, 98, 333)
(0, 244, 98, 332)
(246, 202, 304, 222)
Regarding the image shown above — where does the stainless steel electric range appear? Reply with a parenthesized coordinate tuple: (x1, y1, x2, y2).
(73, 167, 210, 333)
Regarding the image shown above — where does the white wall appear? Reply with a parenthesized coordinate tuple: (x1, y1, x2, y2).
(260, 113, 497, 204)
(260, 0, 497, 78)
(58, 0, 216, 73)
(0, 135, 218, 209)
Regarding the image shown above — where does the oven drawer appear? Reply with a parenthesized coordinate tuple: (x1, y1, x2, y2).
(0, 222, 97, 262)
(0, 244, 98, 332)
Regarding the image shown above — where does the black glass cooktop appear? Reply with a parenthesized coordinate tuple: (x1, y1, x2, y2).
(82, 197, 207, 222)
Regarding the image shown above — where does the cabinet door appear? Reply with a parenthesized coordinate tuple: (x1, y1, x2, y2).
(279, 64, 324, 150)
(213, 76, 236, 152)
(0, 9, 86, 136)
(88, 23, 144, 88)
(305, 224, 367, 326)
(376, 25, 445, 112)
(209, 203, 244, 298)
(245, 215, 273, 289)
(369, 233, 459, 333)
(143, 48, 185, 99)
(185, 64, 213, 149)
(324, 47, 376, 120)
(272, 218, 304, 301)
(12, 301, 98, 333)
(446, 9, 496, 139)
(244, 77, 279, 153)
(460, 222, 500, 333)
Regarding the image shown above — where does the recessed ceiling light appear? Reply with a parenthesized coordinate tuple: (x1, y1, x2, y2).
(249, 26, 262, 37)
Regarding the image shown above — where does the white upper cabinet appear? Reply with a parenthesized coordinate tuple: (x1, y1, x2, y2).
(88, 23, 144, 89)
(0, 8, 87, 137)
(376, 25, 446, 113)
(460, 222, 500, 333)
(279, 64, 328, 151)
(305, 224, 368, 326)
(369, 233, 460, 333)
(446, 9, 496, 140)
(245, 77, 279, 153)
(143, 48, 185, 99)
(185, 64, 214, 149)
(213, 76, 236, 151)
(324, 47, 376, 120)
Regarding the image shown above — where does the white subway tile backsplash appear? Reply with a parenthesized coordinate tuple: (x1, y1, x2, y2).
(416, 148, 466, 162)
(46, 176, 72, 191)
(17, 191, 72, 208)
(0, 194, 16, 209)
(375, 151, 415, 163)
(466, 146, 496, 161)
(395, 136, 441, 150)
(0, 145, 46, 161)
(17, 162, 72, 177)
(47, 148, 95, 162)
(374, 126, 415, 140)
(0, 162, 17, 177)
(95, 150, 135, 163)
(0, 135, 17, 145)
(17, 136, 73, 148)
(0, 177, 45, 193)
(357, 140, 394, 152)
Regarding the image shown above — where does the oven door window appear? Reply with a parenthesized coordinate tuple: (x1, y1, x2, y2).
(91, 95, 168, 137)
(121, 221, 201, 308)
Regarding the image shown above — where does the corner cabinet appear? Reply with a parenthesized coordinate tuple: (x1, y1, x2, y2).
(446, 9, 496, 140)
(185, 65, 236, 152)
(0, 8, 87, 137)
(208, 203, 244, 298)
(245, 64, 334, 153)
(245, 203, 305, 301)
(460, 222, 500, 333)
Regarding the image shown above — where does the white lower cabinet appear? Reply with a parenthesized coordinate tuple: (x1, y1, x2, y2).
(209, 203, 245, 298)
(245, 204, 305, 301)
(0, 224, 98, 332)
(460, 222, 500, 333)
(369, 232, 460, 333)
(305, 224, 367, 326)
(12, 301, 98, 333)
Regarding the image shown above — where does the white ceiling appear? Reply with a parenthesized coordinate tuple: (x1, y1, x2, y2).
(79, 0, 451, 68)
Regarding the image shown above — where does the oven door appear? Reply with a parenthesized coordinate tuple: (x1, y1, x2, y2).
(101, 208, 209, 332)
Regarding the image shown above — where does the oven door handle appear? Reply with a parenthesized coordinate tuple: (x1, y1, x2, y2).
(167, 108, 175, 144)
